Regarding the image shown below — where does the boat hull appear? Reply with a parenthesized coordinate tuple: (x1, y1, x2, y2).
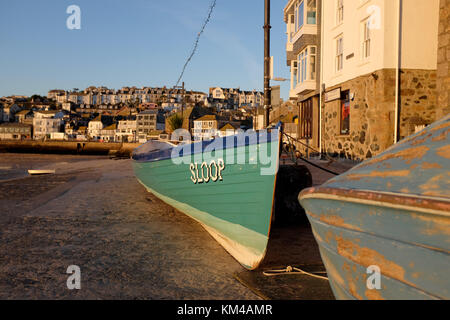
(133, 131, 280, 269)
(299, 115, 450, 300)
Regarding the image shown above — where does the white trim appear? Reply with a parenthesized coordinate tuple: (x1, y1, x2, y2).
(300, 191, 450, 217)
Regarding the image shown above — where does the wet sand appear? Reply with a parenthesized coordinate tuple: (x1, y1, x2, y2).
(0, 154, 258, 299)
(0, 153, 354, 300)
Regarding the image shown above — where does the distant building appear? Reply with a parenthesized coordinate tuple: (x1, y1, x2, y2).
(136, 110, 160, 142)
(33, 110, 64, 139)
(100, 124, 117, 142)
(15, 109, 33, 125)
(193, 115, 220, 140)
(0, 123, 32, 140)
(116, 119, 137, 142)
(218, 122, 239, 137)
(88, 115, 112, 140)
(1, 103, 22, 122)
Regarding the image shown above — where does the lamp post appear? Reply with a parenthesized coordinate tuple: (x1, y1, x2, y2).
(263, 0, 271, 128)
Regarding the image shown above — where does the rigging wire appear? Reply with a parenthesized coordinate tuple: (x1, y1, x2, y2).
(174, 0, 217, 88)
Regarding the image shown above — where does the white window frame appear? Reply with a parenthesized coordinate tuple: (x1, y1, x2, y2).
(294, 45, 317, 87)
(361, 18, 371, 60)
(336, 36, 344, 73)
(294, 0, 317, 33)
(336, 0, 344, 25)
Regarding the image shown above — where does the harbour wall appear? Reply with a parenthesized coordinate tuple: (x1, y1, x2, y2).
(0, 140, 141, 156)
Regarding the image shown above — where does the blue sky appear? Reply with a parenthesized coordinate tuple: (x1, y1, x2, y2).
(0, 0, 291, 99)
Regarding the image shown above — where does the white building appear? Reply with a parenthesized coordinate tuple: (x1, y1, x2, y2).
(193, 115, 220, 141)
(88, 116, 105, 140)
(33, 110, 64, 140)
(116, 120, 137, 142)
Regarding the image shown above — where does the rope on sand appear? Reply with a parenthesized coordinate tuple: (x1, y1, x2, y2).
(263, 266, 329, 281)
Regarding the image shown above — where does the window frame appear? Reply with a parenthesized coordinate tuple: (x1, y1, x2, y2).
(336, 0, 344, 25)
(336, 36, 344, 73)
(294, 45, 317, 87)
(361, 18, 371, 60)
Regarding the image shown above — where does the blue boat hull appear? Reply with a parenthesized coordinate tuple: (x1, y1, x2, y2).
(299, 115, 450, 300)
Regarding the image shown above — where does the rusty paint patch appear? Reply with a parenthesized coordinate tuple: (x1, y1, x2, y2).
(411, 212, 450, 237)
(410, 133, 433, 146)
(342, 262, 363, 300)
(419, 173, 450, 198)
(335, 234, 407, 285)
(431, 129, 450, 142)
(346, 170, 411, 180)
(436, 145, 450, 159)
(365, 289, 385, 300)
(307, 211, 364, 232)
(358, 146, 430, 167)
(421, 162, 443, 169)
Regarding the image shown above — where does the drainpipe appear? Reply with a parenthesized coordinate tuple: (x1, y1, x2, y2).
(319, 0, 324, 154)
(394, 0, 403, 144)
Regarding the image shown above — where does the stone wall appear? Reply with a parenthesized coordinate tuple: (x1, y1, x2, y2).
(321, 68, 437, 160)
(437, 0, 450, 119)
(399, 69, 438, 139)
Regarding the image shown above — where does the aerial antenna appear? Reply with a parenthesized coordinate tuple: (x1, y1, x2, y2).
(174, 0, 217, 87)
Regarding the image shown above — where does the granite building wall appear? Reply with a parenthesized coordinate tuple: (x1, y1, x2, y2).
(436, 0, 450, 119)
(321, 68, 437, 160)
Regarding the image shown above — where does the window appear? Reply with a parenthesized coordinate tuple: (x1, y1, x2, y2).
(292, 61, 298, 88)
(294, 46, 316, 86)
(307, 0, 317, 24)
(336, 36, 344, 72)
(362, 19, 371, 59)
(337, 0, 344, 24)
(340, 90, 350, 135)
(295, 1, 304, 31)
(300, 99, 313, 139)
(294, 0, 316, 33)
(310, 46, 316, 80)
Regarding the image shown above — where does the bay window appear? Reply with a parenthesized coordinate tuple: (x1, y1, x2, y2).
(307, 0, 317, 24)
(294, 0, 317, 33)
(295, 46, 317, 86)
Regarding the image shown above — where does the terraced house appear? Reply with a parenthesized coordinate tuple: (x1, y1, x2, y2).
(285, 0, 445, 160)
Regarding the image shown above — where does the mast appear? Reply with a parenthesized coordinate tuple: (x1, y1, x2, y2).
(263, 0, 271, 128)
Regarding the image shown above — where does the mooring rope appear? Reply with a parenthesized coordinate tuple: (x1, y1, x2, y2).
(263, 266, 329, 281)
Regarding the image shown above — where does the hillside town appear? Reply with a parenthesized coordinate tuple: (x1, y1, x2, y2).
(0, 86, 269, 144)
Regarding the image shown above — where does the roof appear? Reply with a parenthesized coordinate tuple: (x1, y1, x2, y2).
(16, 109, 32, 116)
(0, 122, 32, 128)
(102, 124, 117, 131)
(138, 110, 158, 115)
(34, 110, 58, 115)
(219, 123, 238, 131)
(195, 115, 218, 122)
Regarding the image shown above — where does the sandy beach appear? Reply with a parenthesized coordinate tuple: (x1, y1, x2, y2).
(0, 152, 352, 300)
(0, 154, 259, 299)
